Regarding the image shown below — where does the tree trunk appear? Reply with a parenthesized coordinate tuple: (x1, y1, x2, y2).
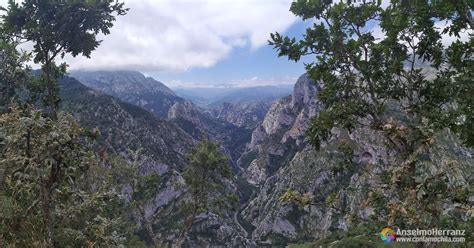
(138, 206, 159, 245)
(41, 185, 54, 247)
(175, 204, 198, 248)
(44, 61, 57, 120)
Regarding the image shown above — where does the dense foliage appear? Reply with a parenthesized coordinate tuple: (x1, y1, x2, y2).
(177, 139, 234, 246)
(271, 0, 472, 241)
(1, 0, 127, 118)
(0, 1, 134, 247)
(0, 105, 133, 246)
(0, 38, 29, 113)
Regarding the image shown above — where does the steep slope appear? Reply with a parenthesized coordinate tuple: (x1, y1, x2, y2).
(70, 71, 254, 166)
(207, 101, 273, 129)
(236, 75, 473, 246)
(59, 76, 249, 246)
(243, 124, 473, 246)
(69, 70, 183, 118)
(167, 100, 253, 164)
(237, 74, 320, 185)
(60, 75, 192, 168)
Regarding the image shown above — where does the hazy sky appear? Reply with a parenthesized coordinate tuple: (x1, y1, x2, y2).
(0, 0, 470, 88)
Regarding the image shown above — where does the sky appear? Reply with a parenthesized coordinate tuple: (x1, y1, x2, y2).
(0, 0, 471, 88)
(1, 0, 310, 88)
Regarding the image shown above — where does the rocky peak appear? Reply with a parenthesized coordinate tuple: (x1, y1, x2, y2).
(69, 70, 183, 118)
(251, 74, 320, 147)
(238, 74, 321, 185)
(70, 70, 176, 96)
(291, 73, 318, 110)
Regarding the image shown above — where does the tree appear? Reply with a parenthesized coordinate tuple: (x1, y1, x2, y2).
(0, 38, 29, 113)
(105, 152, 163, 246)
(1, 1, 136, 247)
(176, 139, 233, 247)
(1, 0, 127, 119)
(271, 0, 472, 235)
(0, 105, 129, 247)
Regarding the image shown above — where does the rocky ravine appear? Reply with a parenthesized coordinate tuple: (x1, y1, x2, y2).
(60, 76, 250, 246)
(207, 101, 273, 129)
(236, 74, 473, 245)
(71, 71, 256, 167)
(65, 71, 472, 246)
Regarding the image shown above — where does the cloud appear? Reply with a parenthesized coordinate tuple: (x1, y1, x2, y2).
(1, 0, 296, 72)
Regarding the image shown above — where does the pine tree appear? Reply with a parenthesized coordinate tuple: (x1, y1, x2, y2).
(176, 139, 233, 247)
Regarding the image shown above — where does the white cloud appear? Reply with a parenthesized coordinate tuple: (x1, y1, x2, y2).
(1, 0, 296, 72)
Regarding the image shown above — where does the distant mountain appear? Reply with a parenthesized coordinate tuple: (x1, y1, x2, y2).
(174, 87, 236, 106)
(210, 85, 293, 106)
(174, 85, 293, 107)
(59, 75, 193, 169)
(69, 70, 184, 118)
(175, 85, 292, 129)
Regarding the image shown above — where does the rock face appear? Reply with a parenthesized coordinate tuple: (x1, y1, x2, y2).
(238, 74, 321, 185)
(242, 129, 472, 245)
(208, 101, 273, 129)
(69, 70, 184, 118)
(168, 100, 202, 125)
(235, 74, 473, 246)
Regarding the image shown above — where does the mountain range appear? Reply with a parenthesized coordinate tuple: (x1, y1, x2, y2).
(63, 70, 472, 246)
(174, 85, 293, 107)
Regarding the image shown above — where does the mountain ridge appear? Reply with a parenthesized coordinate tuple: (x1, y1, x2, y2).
(69, 70, 183, 118)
